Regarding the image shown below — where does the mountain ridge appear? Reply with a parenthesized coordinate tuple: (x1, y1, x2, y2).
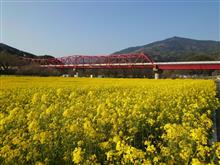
(0, 43, 54, 59)
(1, 36, 220, 62)
(113, 36, 220, 61)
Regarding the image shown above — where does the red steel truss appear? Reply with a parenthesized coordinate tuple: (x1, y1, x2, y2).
(53, 52, 153, 65)
(21, 52, 153, 65)
(20, 52, 220, 70)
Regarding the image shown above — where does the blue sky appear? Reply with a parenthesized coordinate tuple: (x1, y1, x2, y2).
(1, 0, 220, 57)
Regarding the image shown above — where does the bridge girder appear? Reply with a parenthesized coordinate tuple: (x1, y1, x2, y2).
(21, 53, 220, 70)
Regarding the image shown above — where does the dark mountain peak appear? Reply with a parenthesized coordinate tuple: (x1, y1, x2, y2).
(113, 37, 220, 61)
(164, 36, 220, 43)
(0, 43, 54, 59)
(166, 36, 183, 40)
(163, 36, 197, 43)
(0, 43, 36, 58)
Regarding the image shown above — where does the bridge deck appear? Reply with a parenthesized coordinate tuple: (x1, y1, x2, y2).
(41, 61, 220, 70)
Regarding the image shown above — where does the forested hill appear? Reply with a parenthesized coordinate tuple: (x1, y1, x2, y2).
(0, 43, 53, 59)
(113, 37, 220, 62)
(1, 36, 220, 64)
(0, 43, 55, 75)
(0, 43, 37, 58)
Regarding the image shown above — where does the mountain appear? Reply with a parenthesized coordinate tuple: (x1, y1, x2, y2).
(0, 43, 37, 58)
(0, 43, 54, 59)
(0, 43, 55, 74)
(113, 37, 220, 62)
(1, 36, 220, 63)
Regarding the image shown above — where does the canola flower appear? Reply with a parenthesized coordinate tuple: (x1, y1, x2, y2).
(0, 77, 219, 164)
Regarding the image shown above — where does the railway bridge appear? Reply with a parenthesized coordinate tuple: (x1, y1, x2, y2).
(21, 52, 220, 79)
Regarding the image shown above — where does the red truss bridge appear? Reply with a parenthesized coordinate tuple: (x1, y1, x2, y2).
(21, 52, 220, 71)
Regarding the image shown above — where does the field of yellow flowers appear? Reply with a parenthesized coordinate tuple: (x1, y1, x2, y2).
(0, 77, 220, 164)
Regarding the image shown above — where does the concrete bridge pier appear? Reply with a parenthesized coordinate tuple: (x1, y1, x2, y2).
(153, 67, 162, 79)
(154, 72, 160, 79)
(72, 68, 78, 77)
(74, 72, 79, 77)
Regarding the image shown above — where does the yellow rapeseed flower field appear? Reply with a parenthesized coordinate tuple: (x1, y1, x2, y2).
(0, 77, 220, 164)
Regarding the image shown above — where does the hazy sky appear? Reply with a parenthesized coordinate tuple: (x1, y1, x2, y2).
(0, 0, 219, 57)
